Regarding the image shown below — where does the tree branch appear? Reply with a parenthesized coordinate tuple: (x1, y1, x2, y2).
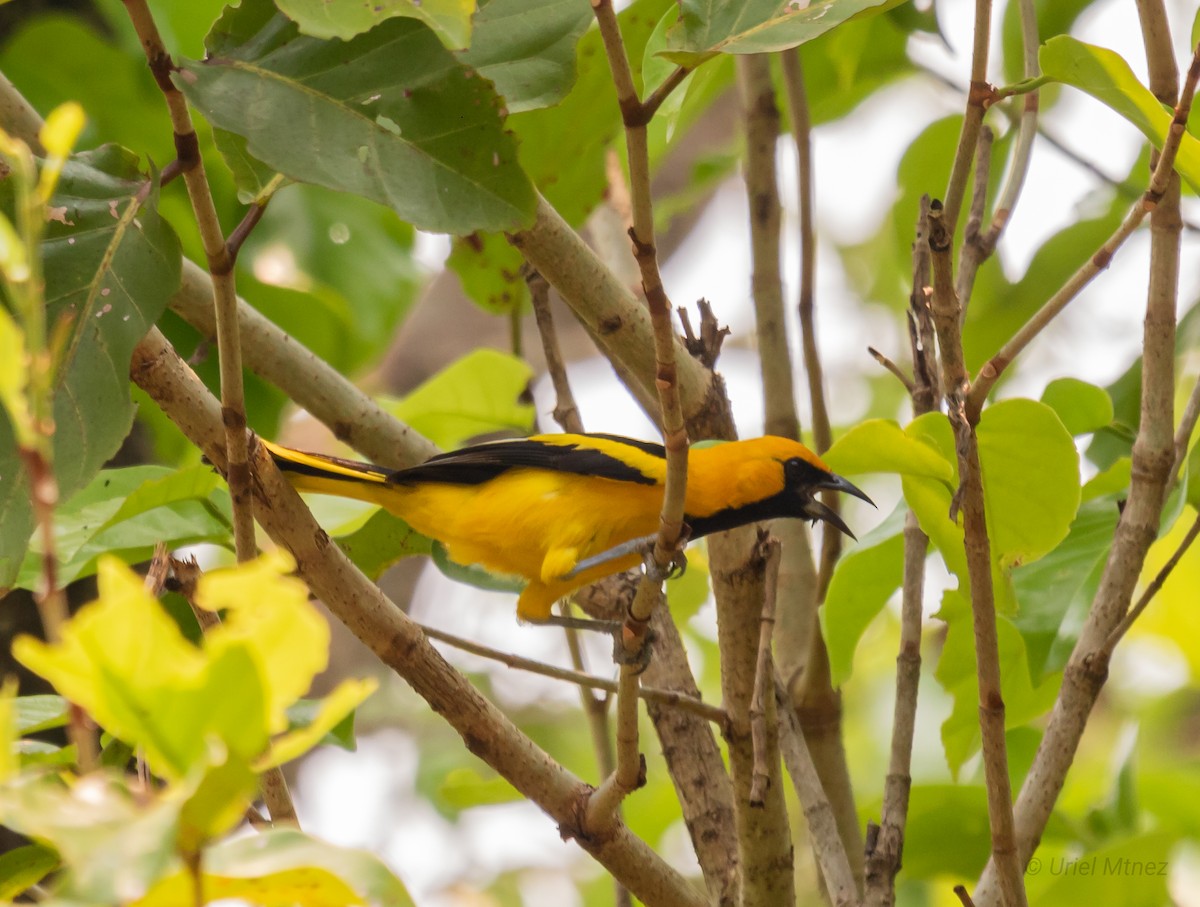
(129, 328, 710, 907)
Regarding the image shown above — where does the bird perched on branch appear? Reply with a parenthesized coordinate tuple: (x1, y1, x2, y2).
(264, 432, 872, 627)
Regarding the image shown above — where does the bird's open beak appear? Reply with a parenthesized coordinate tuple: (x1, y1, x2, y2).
(819, 473, 875, 508)
(807, 473, 875, 541)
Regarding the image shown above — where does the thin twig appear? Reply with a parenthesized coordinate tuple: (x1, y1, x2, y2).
(956, 125, 994, 316)
(1171, 371, 1200, 479)
(966, 53, 1198, 417)
(584, 0, 691, 833)
(868, 347, 915, 393)
(749, 536, 781, 806)
(975, 31, 1196, 907)
(123, 0, 257, 563)
(775, 674, 859, 907)
(941, 0, 995, 228)
(420, 623, 729, 725)
(865, 201, 936, 907)
(781, 48, 831, 455)
(928, 201, 1027, 907)
(1102, 512, 1200, 656)
(528, 267, 584, 434)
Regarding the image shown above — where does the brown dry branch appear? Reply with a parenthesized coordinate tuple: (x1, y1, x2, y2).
(864, 200, 936, 907)
(941, 0, 995, 228)
(129, 327, 710, 907)
(122, 0, 256, 563)
(775, 673, 859, 907)
(975, 28, 1192, 905)
(928, 202, 1027, 907)
(738, 54, 799, 441)
(748, 535, 781, 806)
(781, 49, 830, 456)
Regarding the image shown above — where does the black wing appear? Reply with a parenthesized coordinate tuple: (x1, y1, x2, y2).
(389, 434, 662, 487)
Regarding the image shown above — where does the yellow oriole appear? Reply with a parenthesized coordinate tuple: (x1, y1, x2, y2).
(264, 433, 872, 623)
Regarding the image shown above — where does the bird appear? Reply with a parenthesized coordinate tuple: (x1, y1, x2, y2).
(263, 432, 873, 626)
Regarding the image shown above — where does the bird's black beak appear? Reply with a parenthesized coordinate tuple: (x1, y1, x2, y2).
(807, 473, 875, 541)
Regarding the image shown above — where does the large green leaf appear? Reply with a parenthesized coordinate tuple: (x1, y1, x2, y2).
(15, 464, 233, 590)
(0, 146, 181, 590)
(178, 0, 536, 234)
(1041, 36, 1200, 191)
(821, 503, 907, 686)
(935, 590, 1062, 774)
(1011, 498, 1119, 680)
(275, 0, 475, 48)
(663, 0, 903, 62)
(459, 0, 593, 114)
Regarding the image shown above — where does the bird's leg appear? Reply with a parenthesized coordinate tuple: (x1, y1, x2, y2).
(559, 529, 690, 582)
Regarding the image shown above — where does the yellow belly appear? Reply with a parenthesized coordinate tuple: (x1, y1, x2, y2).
(384, 471, 663, 620)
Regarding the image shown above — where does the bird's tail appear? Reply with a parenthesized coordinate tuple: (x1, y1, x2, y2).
(262, 438, 395, 506)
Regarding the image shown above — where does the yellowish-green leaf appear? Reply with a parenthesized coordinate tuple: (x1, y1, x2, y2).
(0, 844, 58, 900)
(258, 678, 377, 770)
(196, 551, 327, 734)
(38, 102, 86, 159)
(37, 103, 86, 203)
(382, 348, 535, 450)
(0, 306, 31, 444)
(1040, 36, 1200, 191)
(0, 211, 29, 283)
(133, 827, 413, 907)
(823, 417, 954, 483)
(0, 679, 17, 783)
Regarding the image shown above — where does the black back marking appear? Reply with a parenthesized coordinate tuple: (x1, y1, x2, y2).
(389, 435, 660, 487)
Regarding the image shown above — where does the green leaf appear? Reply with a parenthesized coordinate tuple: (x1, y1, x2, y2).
(195, 552, 332, 735)
(180, 0, 535, 234)
(0, 844, 58, 900)
(286, 698, 361, 752)
(1027, 833, 1174, 907)
(260, 678, 377, 768)
(447, 232, 530, 314)
(381, 348, 535, 450)
(663, 0, 903, 62)
(15, 695, 70, 735)
(276, 0, 475, 48)
(432, 541, 525, 594)
(935, 590, 1062, 774)
(0, 147, 181, 589)
(334, 507, 433, 580)
(888, 783, 992, 878)
(134, 827, 415, 907)
(821, 503, 907, 686)
(1041, 378, 1114, 436)
(16, 464, 233, 590)
(1011, 498, 1119, 679)
(0, 771, 180, 904)
(823, 417, 954, 483)
(14, 557, 268, 779)
(212, 128, 285, 204)
(509, 0, 670, 227)
(459, 0, 593, 114)
(1040, 36, 1200, 191)
(976, 399, 1080, 570)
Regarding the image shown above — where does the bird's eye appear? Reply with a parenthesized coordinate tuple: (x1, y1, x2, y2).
(784, 456, 824, 486)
